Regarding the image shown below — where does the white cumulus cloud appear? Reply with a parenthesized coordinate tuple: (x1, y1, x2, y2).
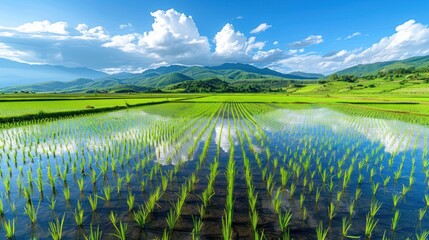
(0, 42, 35, 63)
(0, 20, 69, 39)
(0, 20, 110, 41)
(102, 66, 146, 74)
(213, 23, 247, 57)
(75, 24, 109, 41)
(119, 23, 133, 29)
(1, 15, 429, 75)
(103, 9, 210, 63)
(0, 20, 68, 35)
(102, 34, 139, 52)
(252, 49, 286, 63)
(345, 32, 361, 40)
(273, 20, 429, 74)
(290, 35, 323, 48)
(250, 23, 272, 34)
(354, 20, 429, 63)
(213, 23, 265, 61)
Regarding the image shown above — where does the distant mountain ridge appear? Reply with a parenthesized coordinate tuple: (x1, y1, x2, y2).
(3, 54, 429, 92)
(288, 71, 325, 79)
(335, 55, 429, 76)
(1, 61, 322, 93)
(207, 63, 300, 79)
(0, 58, 108, 88)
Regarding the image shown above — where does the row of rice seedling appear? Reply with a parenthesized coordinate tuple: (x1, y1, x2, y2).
(232, 102, 267, 239)
(248, 105, 429, 239)
(140, 104, 221, 239)
(189, 105, 227, 239)
(159, 103, 225, 239)
(223, 103, 422, 239)
(234, 102, 288, 238)
(106, 104, 222, 238)
(191, 157, 219, 240)
(331, 103, 429, 126)
(0, 103, 227, 239)
(0, 101, 428, 239)
(219, 108, 237, 240)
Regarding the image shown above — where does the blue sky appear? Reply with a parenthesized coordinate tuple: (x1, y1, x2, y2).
(1, 0, 429, 74)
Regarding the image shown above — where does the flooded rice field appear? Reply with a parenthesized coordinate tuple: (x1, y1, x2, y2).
(0, 102, 428, 239)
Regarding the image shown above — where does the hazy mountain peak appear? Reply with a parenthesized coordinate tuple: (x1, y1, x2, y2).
(0, 58, 107, 88)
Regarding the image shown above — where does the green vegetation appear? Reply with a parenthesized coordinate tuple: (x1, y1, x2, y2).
(4, 55, 429, 96)
(1, 62, 317, 93)
(49, 215, 65, 240)
(3, 219, 15, 239)
(0, 95, 428, 239)
(0, 95, 189, 118)
(167, 77, 307, 93)
(335, 55, 429, 76)
(84, 224, 103, 240)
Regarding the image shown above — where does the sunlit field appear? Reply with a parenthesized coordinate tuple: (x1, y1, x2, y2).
(0, 101, 428, 239)
(1, 0, 429, 239)
(0, 94, 197, 118)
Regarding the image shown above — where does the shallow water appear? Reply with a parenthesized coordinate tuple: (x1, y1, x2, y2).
(0, 103, 428, 239)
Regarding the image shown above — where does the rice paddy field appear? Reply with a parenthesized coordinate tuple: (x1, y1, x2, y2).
(1, 97, 429, 239)
(0, 93, 200, 118)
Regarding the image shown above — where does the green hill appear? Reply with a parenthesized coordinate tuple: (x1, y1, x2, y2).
(336, 55, 429, 76)
(136, 73, 194, 87)
(0, 63, 327, 93)
(4, 78, 95, 92)
(167, 78, 300, 93)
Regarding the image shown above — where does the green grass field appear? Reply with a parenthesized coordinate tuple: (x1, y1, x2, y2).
(0, 93, 206, 118)
(313, 73, 429, 95)
(0, 98, 180, 118)
(1, 93, 428, 125)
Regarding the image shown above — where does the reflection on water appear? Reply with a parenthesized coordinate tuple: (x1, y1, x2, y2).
(265, 107, 429, 153)
(0, 103, 428, 239)
(4, 106, 424, 163)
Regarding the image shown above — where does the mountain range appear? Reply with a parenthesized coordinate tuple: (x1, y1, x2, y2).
(336, 55, 429, 76)
(0, 58, 108, 88)
(2, 54, 429, 93)
(0, 60, 323, 93)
